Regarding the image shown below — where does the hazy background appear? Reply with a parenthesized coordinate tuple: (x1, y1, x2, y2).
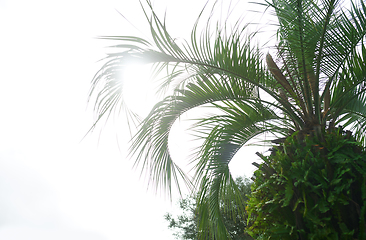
(0, 0, 271, 239)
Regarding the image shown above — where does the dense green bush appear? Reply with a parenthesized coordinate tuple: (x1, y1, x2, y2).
(247, 128, 366, 239)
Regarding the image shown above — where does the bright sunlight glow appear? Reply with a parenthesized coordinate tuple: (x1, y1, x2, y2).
(122, 64, 156, 116)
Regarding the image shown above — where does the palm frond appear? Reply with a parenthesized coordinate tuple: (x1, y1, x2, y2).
(270, 0, 366, 124)
(187, 99, 289, 239)
(129, 73, 273, 197)
(331, 42, 366, 143)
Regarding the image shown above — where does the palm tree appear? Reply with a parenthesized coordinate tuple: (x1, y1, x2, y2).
(89, 0, 366, 239)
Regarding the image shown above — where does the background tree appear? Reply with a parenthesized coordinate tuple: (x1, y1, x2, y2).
(89, 0, 366, 239)
(165, 177, 253, 240)
(165, 197, 197, 240)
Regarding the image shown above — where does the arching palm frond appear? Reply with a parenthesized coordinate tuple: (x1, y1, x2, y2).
(190, 99, 288, 239)
(129, 72, 272, 197)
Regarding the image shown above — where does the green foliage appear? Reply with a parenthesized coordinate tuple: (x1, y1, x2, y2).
(90, 0, 366, 238)
(247, 129, 366, 239)
(165, 177, 253, 240)
(165, 197, 198, 240)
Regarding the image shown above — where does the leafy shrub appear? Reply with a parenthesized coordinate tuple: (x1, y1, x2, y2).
(246, 128, 366, 239)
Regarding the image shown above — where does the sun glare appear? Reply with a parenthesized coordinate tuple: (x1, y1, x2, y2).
(122, 64, 155, 116)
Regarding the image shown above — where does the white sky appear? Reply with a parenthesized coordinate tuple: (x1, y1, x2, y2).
(0, 0, 272, 239)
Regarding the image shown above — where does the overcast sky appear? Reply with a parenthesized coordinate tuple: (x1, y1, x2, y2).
(0, 0, 271, 239)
